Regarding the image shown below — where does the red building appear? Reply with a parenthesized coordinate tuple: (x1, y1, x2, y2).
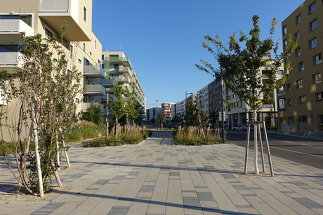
(161, 103, 175, 119)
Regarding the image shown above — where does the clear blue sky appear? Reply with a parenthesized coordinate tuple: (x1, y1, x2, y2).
(93, 0, 304, 108)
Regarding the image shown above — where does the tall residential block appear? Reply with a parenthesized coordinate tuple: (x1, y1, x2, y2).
(103, 50, 146, 117)
(280, 0, 323, 133)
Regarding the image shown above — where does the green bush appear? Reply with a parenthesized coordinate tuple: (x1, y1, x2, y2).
(66, 121, 105, 143)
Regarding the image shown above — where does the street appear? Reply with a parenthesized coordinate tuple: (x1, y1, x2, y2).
(228, 131, 323, 170)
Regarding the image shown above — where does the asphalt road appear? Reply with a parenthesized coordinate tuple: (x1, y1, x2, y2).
(227, 131, 323, 170)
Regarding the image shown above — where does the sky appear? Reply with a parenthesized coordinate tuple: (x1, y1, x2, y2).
(92, 0, 305, 108)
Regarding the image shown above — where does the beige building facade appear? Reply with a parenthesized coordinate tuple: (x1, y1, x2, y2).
(0, 0, 114, 141)
(280, 0, 323, 133)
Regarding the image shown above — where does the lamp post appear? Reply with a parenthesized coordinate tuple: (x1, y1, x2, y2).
(220, 79, 226, 143)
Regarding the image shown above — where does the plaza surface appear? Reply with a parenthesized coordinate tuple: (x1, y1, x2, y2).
(1, 131, 323, 215)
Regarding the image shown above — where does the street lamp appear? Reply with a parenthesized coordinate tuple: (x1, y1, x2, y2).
(220, 79, 226, 143)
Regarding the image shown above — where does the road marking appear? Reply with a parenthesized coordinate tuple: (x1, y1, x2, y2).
(270, 146, 323, 158)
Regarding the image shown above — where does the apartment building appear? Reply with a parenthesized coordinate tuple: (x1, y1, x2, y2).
(226, 64, 284, 129)
(0, 0, 114, 141)
(196, 86, 209, 116)
(280, 0, 323, 133)
(146, 107, 162, 122)
(208, 79, 224, 120)
(161, 103, 175, 119)
(103, 50, 146, 115)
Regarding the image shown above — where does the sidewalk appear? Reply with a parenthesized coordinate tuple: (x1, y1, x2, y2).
(0, 131, 322, 215)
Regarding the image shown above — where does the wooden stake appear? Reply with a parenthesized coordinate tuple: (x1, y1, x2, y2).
(257, 123, 265, 173)
(244, 124, 251, 174)
(263, 121, 274, 176)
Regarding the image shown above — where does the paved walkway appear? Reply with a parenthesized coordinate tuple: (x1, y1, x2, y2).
(1, 131, 323, 215)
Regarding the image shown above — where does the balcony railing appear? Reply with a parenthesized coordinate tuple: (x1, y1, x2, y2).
(0, 52, 23, 69)
(115, 76, 131, 84)
(40, 0, 69, 12)
(106, 57, 133, 69)
(84, 85, 106, 96)
(84, 65, 105, 78)
(101, 79, 115, 88)
(0, 19, 34, 37)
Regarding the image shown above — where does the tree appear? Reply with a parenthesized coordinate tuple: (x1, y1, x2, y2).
(0, 28, 80, 196)
(196, 15, 296, 175)
(108, 83, 126, 136)
(80, 103, 104, 125)
(185, 103, 199, 126)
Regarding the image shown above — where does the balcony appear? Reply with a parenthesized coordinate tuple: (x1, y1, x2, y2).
(101, 79, 115, 88)
(115, 76, 131, 84)
(106, 57, 133, 70)
(84, 65, 105, 78)
(39, 0, 90, 41)
(0, 52, 23, 70)
(80, 102, 106, 113)
(0, 19, 34, 44)
(84, 85, 106, 96)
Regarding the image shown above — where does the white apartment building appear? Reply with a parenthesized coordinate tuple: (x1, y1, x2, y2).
(196, 86, 209, 116)
(225, 63, 284, 129)
(103, 50, 146, 114)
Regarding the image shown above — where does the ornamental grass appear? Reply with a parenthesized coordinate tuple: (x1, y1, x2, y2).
(174, 126, 222, 145)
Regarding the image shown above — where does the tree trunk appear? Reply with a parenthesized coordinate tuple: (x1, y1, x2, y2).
(62, 136, 71, 168)
(30, 102, 44, 197)
(253, 110, 259, 175)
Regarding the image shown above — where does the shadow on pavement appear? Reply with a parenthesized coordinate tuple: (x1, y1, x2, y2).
(53, 190, 257, 215)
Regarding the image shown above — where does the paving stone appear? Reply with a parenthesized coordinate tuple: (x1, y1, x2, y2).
(196, 192, 214, 201)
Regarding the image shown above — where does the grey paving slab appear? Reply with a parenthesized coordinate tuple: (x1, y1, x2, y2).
(0, 130, 323, 215)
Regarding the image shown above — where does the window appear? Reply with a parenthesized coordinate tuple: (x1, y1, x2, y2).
(314, 53, 322, 65)
(279, 98, 285, 109)
(315, 92, 323, 101)
(309, 19, 318, 31)
(313, 73, 321, 84)
(287, 99, 291, 106)
(45, 28, 54, 39)
(299, 115, 307, 122)
(69, 45, 73, 59)
(308, 2, 317, 14)
(84, 7, 87, 22)
(84, 58, 90, 66)
(113, 64, 119, 70)
(109, 55, 119, 57)
(299, 96, 306, 104)
(78, 58, 82, 64)
(282, 26, 287, 35)
(295, 47, 301, 56)
(298, 62, 304, 71)
(286, 83, 291, 92)
(296, 14, 301, 24)
(319, 115, 323, 131)
(75, 98, 80, 104)
(296, 79, 303, 89)
(102, 55, 105, 61)
(283, 39, 288, 49)
(294, 31, 300, 41)
(309, 38, 317, 49)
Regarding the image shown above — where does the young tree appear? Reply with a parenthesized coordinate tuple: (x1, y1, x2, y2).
(108, 83, 126, 136)
(0, 29, 80, 196)
(196, 15, 295, 175)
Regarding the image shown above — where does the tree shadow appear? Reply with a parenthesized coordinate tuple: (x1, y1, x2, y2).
(53, 190, 257, 215)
